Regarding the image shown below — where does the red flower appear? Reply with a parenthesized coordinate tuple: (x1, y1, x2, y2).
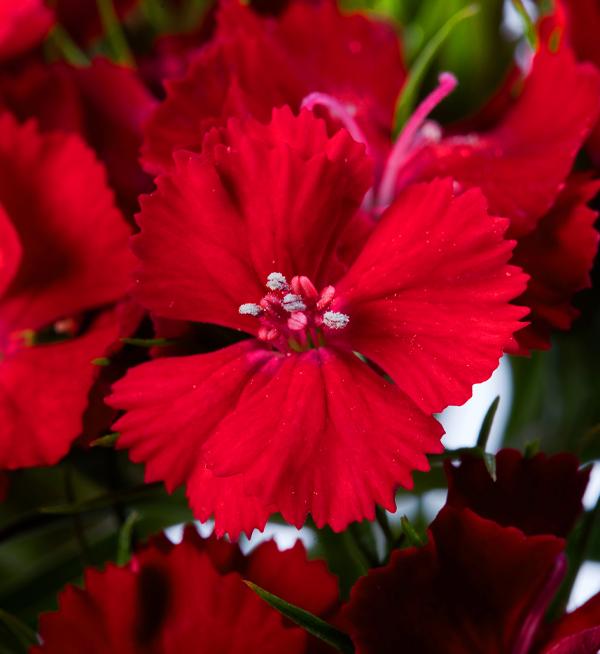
(342, 449, 597, 653)
(0, 0, 53, 62)
(0, 57, 157, 215)
(108, 107, 526, 537)
(0, 113, 132, 469)
(445, 448, 590, 537)
(32, 526, 336, 653)
(143, 2, 600, 352)
(343, 506, 566, 654)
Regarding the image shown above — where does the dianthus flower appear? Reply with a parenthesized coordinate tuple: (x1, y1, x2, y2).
(0, 0, 53, 63)
(343, 449, 599, 654)
(142, 0, 600, 353)
(108, 107, 526, 537)
(0, 112, 132, 469)
(32, 526, 338, 653)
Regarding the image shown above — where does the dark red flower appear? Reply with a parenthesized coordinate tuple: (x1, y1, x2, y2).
(141, 0, 405, 175)
(445, 448, 590, 537)
(0, 57, 157, 215)
(0, 0, 53, 62)
(343, 506, 566, 654)
(108, 107, 526, 537)
(32, 526, 337, 653)
(0, 112, 132, 469)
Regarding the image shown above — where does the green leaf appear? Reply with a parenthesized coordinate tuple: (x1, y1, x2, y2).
(400, 515, 427, 547)
(121, 337, 176, 347)
(244, 581, 354, 654)
(116, 511, 140, 565)
(477, 396, 500, 449)
(91, 357, 111, 367)
(511, 0, 538, 49)
(0, 608, 38, 650)
(96, 0, 134, 66)
(90, 433, 120, 448)
(393, 3, 480, 133)
(45, 25, 90, 66)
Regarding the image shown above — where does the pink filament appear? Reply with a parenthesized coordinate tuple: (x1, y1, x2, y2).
(376, 72, 457, 209)
(301, 92, 370, 148)
(511, 553, 567, 654)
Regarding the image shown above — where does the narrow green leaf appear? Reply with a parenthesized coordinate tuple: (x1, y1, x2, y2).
(476, 396, 500, 449)
(96, 0, 135, 66)
(116, 511, 140, 565)
(91, 357, 111, 367)
(121, 337, 176, 347)
(244, 581, 354, 654)
(511, 0, 538, 49)
(393, 3, 480, 133)
(0, 609, 38, 649)
(46, 25, 90, 66)
(90, 432, 120, 448)
(483, 452, 497, 482)
(400, 515, 427, 547)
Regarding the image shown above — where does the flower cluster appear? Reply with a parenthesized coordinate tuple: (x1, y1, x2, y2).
(0, 0, 599, 651)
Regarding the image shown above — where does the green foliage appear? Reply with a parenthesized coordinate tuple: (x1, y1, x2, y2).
(245, 581, 355, 653)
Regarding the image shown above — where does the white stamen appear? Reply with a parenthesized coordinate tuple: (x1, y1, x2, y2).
(323, 311, 350, 329)
(239, 303, 262, 316)
(282, 293, 307, 312)
(266, 272, 289, 291)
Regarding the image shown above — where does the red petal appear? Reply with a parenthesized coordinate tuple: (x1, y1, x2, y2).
(511, 176, 600, 353)
(398, 19, 600, 236)
(133, 107, 370, 331)
(203, 346, 442, 531)
(543, 593, 600, 654)
(0, 203, 21, 295)
(109, 339, 442, 536)
(32, 528, 306, 653)
(0, 0, 53, 62)
(343, 507, 565, 654)
(445, 448, 590, 537)
(542, 627, 600, 654)
(0, 310, 122, 469)
(336, 178, 527, 413)
(109, 341, 276, 538)
(0, 113, 132, 333)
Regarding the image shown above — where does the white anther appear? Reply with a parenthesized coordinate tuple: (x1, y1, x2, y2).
(239, 303, 262, 316)
(282, 293, 307, 312)
(323, 311, 350, 329)
(266, 272, 289, 291)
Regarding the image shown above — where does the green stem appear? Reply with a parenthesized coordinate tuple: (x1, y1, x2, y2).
(46, 25, 90, 66)
(96, 0, 135, 66)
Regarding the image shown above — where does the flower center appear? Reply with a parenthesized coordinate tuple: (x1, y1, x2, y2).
(239, 272, 349, 352)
